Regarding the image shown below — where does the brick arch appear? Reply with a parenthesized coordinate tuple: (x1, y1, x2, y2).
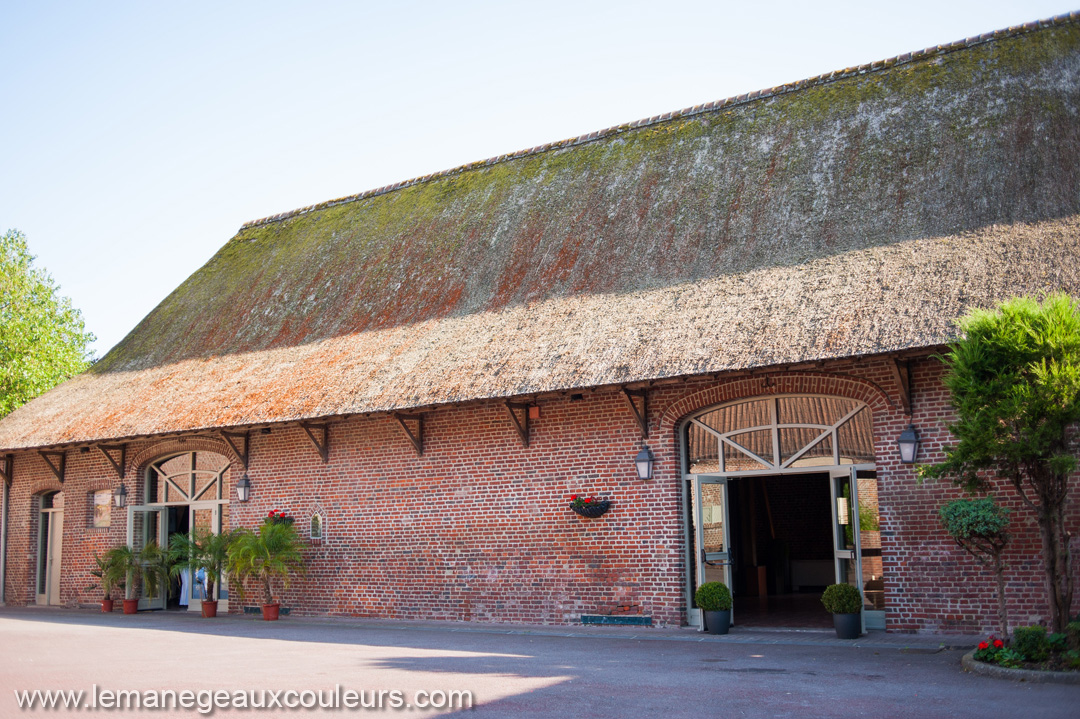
(659, 371, 894, 435)
(28, 479, 64, 497)
(129, 436, 237, 477)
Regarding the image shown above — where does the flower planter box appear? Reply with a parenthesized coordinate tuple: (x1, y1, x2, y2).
(571, 501, 611, 518)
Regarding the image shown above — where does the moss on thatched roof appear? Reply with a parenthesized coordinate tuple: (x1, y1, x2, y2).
(2, 15, 1079, 450)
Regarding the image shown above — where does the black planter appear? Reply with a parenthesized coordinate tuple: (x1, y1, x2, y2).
(267, 516, 295, 526)
(571, 501, 611, 518)
(703, 609, 731, 635)
(832, 612, 861, 639)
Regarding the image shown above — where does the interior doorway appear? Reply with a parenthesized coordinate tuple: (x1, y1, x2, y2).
(727, 473, 833, 628)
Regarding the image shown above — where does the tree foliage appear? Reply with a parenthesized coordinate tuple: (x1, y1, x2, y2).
(921, 293, 1080, 632)
(0, 229, 95, 419)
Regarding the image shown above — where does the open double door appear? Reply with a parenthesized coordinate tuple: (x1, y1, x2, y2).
(692, 467, 882, 631)
(126, 503, 224, 611)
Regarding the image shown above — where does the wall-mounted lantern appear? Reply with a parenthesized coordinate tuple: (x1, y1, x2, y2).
(635, 446, 655, 480)
(897, 425, 920, 464)
(113, 483, 128, 508)
(237, 474, 252, 502)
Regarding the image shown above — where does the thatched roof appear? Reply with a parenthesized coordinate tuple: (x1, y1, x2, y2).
(3, 14, 1080, 451)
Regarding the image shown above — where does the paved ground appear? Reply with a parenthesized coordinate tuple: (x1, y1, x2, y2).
(0, 606, 1077, 717)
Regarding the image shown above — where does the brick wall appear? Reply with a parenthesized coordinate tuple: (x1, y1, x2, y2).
(2, 355, 1077, 633)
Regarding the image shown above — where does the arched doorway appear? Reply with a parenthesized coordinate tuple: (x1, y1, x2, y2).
(128, 452, 231, 611)
(35, 491, 64, 606)
(681, 395, 884, 630)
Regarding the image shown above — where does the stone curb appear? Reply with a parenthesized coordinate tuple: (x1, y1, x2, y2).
(961, 650, 1080, 684)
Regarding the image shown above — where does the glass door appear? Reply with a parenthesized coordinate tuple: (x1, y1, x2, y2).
(184, 503, 223, 613)
(127, 505, 166, 610)
(829, 467, 864, 633)
(693, 477, 732, 630)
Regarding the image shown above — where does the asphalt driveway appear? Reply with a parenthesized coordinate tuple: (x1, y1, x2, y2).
(0, 607, 1076, 717)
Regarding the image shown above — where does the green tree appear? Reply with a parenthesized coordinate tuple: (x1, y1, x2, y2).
(920, 294, 1080, 633)
(0, 229, 95, 418)
(939, 498, 1011, 637)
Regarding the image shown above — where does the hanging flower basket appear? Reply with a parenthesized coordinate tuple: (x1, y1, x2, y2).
(570, 497, 611, 518)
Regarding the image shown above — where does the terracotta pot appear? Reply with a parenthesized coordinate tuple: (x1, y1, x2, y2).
(101, 598, 114, 613)
(261, 603, 280, 621)
(201, 600, 218, 618)
(122, 599, 139, 614)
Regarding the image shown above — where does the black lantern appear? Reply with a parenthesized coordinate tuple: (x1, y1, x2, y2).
(897, 424, 920, 464)
(635, 446, 655, 480)
(236, 474, 252, 502)
(113, 483, 128, 508)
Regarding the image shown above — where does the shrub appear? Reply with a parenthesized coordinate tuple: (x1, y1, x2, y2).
(1064, 650, 1080, 670)
(1067, 621, 1080, 651)
(821, 583, 862, 614)
(1048, 633, 1068, 651)
(694, 582, 732, 611)
(1012, 626, 1050, 663)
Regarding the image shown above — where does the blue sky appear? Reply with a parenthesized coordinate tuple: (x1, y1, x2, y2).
(2, 1, 1075, 355)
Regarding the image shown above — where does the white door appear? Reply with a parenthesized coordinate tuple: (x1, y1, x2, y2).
(693, 476, 732, 630)
(829, 467, 865, 633)
(36, 495, 63, 606)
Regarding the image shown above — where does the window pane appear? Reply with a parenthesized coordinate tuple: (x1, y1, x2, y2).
(693, 399, 772, 436)
(857, 472, 885, 611)
(724, 430, 772, 471)
(837, 406, 875, 464)
(786, 433, 834, 467)
(687, 422, 719, 474)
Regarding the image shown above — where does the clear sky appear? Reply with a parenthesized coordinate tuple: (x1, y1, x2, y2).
(2, 1, 1075, 356)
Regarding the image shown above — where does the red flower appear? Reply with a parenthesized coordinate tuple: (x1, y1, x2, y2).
(978, 641, 989, 650)
(993, 639, 1004, 649)
(586, 497, 594, 503)
(268, 511, 275, 517)
(570, 495, 577, 500)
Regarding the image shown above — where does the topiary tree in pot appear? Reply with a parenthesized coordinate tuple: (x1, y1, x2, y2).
(226, 520, 305, 620)
(695, 581, 733, 635)
(822, 583, 862, 639)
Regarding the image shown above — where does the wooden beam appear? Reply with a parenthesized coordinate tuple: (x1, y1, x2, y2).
(393, 413, 424, 456)
(220, 431, 250, 469)
(95, 444, 127, 480)
(622, 388, 649, 438)
(890, 358, 912, 416)
(299, 422, 330, 463)
(504, 402, 530, 447)
(0, 454, 11, 485)
(39, 451, 66, 483)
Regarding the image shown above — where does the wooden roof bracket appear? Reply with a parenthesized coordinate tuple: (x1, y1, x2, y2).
(39, 451, 66, 483)
(95, 444, 127, 480)
(622, 388, 649, 438)
(393, 413, 424, 456)
(890, 358, 913, 416)
(1, 454, 12, 486)
(504, 402, 531, 447)
(220, 431, 251, 470)
(300, 422, 330, 463)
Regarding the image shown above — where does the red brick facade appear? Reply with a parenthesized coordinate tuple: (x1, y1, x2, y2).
(2, 355, 1077, 633)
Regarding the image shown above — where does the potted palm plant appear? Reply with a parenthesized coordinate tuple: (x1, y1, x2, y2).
(227, 519, 305, 620)
(169, 529, 233, 617)
(695, 581, 732, 635)
(104, 544, 142, 614)
(88, 551, 125, 612)
(822, 583, 863, 639)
